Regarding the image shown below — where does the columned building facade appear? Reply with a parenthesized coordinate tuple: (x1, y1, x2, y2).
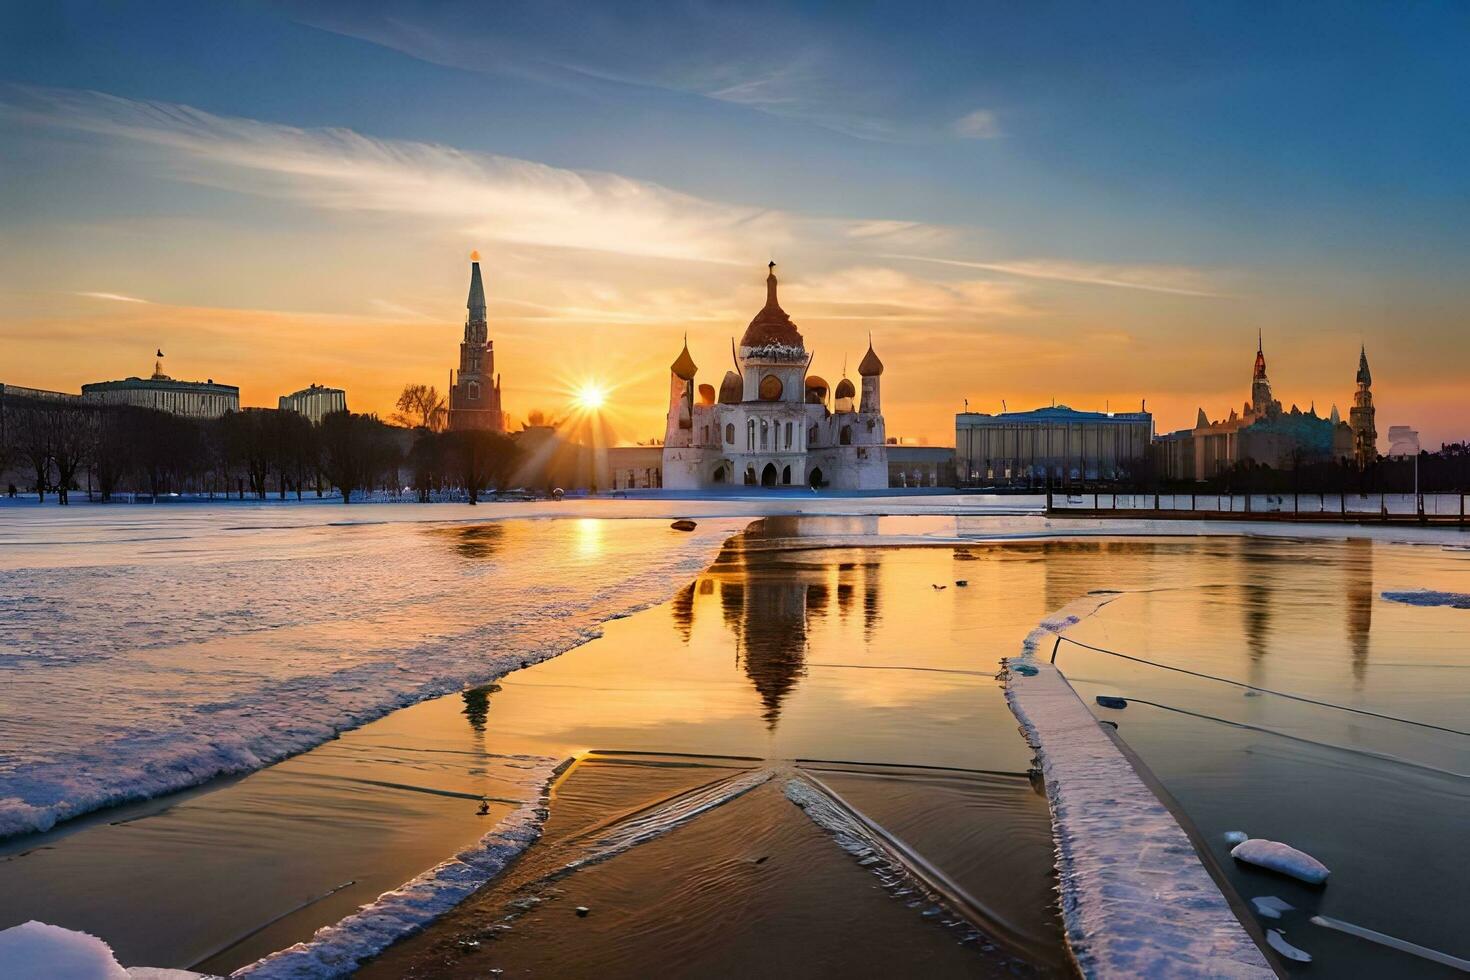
(956, 406, 1153, 486)
(81, 354, 238, 419)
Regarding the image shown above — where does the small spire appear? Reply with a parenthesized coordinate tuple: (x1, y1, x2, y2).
(1257, 327, 1263, 354)
(765, 261, 778, 307)
(467, 254, 487, 318)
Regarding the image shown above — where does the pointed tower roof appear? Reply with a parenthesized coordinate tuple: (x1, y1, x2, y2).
(670, 336, 698, 380)
(1253, 329, 1267, 380)
(858, 335, 884, 377)
(1356, 345, 1372, 386)
(1196, 408, 1210, 428)
(740, 261, 803, 348)
(467, 252, 486, 320)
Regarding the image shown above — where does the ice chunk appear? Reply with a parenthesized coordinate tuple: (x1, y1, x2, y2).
(1250, 896, 1294, 920)
(1266, 929, 1312, 962)
(1381, 589, 1470, 609)
(0, 921, 129, 980)
(1231, 839, 1330, 885)
(1223, 830, 1249, 846)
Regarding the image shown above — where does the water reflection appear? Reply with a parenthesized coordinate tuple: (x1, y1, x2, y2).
(431, 523, 505, 560)
(1344, 537, 1373, 685)
(460, 683, 498, 733)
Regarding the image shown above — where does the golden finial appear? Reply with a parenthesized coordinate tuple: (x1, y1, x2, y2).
(470, 250, 481, 262)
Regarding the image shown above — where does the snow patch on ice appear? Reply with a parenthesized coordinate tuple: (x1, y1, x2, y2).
(1381, 589, 1470, 610)
(0, 920, 206, 980)
(234, 755, 563, 979)
(1231, 838, 1330, 885)
(1018, 592, 1121, 658)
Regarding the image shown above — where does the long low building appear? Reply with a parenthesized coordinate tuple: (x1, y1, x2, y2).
(82, 356, 238, 419)
(956, 406, 1153, 486)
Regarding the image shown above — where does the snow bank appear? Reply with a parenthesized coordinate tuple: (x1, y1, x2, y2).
(234, 756, 563, 979)
(1381, 589, 1470, 610)
(1004, 634, 1272, 975)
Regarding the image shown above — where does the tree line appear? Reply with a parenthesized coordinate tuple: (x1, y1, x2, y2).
(1, 390, 519, 505)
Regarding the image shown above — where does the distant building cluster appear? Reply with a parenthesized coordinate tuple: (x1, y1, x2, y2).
(1155, 337, 1374, 481)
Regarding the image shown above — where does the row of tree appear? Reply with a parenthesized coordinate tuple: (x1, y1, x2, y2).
(0, 394, 520, 505)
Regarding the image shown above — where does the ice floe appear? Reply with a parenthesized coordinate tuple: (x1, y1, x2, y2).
(0, 920, 207, 980)
(1249, 896, 1294, 920)
(1381, 589, 1470, 609)
(1231, 839, 1330, 885)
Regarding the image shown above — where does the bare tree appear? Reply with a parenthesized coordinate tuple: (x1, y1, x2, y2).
(445, 430, 519, 504)
(391, 384, 447, 431)
(49, 405, 94, 505)
(12, 404, 54, 501)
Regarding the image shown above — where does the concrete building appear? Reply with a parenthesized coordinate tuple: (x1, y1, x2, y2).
(81, 353, 238, 419)
(447, 252, 506, 433)
(956, 406, 1153, 486)
(1156, 334, 1355, 481)
(662, 263, 888, 490)
(605, 445, 664, 490)
(278, 384, 347, 424)
(887, 445, 956, 488)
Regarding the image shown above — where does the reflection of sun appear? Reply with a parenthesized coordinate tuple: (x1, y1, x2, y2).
(572, 381, 608, 411)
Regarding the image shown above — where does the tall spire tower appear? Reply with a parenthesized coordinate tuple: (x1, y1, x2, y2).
(1350, 345, 1376, 467)
(1249, 330, 1279, 417)
(448, 251, 506, 433)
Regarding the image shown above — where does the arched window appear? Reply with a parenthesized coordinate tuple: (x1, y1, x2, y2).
(467, 381, 481, 401)
(808, 425, 819, 445)
(784, 422, 792, 449)
(840, 425, 852, 445)
(781, 465, 791, 485)
(744, 465, 757, 485)
(725, 423, 734, 444)
(746, 419, 756, 451)
(759, 374, 783, 401)
(760, 418, 769, 450)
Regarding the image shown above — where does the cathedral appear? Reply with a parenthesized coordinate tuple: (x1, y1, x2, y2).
(447, 252, 506, 432)
(661, 263, 888, 490)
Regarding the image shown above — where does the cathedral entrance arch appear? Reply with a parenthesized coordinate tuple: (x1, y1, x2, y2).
(781, 465, 791, 485)
(809, 467, 824, 488)
(744, 466, 757, 485)
(761, 463, 779, 487)
(711, 462, 730, 483)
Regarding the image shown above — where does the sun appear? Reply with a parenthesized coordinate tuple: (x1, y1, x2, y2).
(572, 380, 608, 411)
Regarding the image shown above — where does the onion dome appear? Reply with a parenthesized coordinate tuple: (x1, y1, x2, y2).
(718, 370, 743, 404)
(697, 383, 716, 406)
(739, 262, 803, 348)
(858, 337, 884, 377)
(834, 377, 856, 400)
(670, 339, 697, 380)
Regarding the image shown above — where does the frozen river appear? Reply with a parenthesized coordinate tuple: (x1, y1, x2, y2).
(1, 499, 1467, 976)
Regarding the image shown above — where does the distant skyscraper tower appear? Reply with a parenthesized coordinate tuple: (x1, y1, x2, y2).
(1350, 345, 1377, 467)
(448, 251, 506, 433)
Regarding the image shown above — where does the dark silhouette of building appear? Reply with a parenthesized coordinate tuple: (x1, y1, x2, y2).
(448, 252, 506, 433)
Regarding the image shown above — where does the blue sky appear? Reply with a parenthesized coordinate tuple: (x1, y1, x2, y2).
(2, 0, 1467, 443)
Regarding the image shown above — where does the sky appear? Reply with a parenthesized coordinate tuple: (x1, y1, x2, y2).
(2, 1, 1468, 447)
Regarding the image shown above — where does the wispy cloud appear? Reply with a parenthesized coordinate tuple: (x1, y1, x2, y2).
(884, 254, 1224, 297)
(75, 291, 150, 303)
(951, 109, 1002, 139)
(4, 85, 791, 266)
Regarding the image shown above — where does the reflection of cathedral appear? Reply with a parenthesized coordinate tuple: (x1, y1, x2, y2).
(661, 263, 888, 490)
(677, 540, 883, 728)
